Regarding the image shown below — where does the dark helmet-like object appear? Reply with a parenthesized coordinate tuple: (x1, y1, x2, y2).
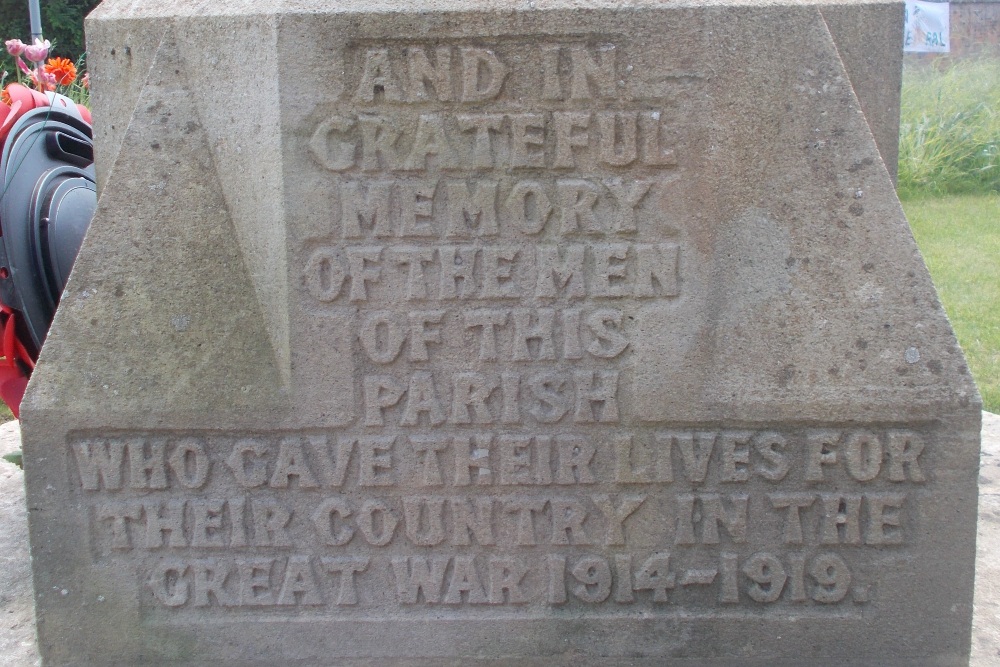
(0, 89, 95, 415)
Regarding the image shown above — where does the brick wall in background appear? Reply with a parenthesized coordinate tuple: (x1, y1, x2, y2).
(908, 0, 1000, 61)
(951, 0, 1000, 56)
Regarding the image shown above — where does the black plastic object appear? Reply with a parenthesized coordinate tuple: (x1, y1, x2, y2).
(0, 105, 96, 357)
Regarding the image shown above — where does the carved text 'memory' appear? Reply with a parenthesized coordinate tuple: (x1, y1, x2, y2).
(323, 179, 658, 239)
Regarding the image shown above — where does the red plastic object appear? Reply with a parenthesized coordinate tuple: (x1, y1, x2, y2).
(0, 83, 51, 145)
(5, 83, 49, 111)
(0, 305, 34, 418)
(0, 100, 24, 145)
(0, 369, 27, 419)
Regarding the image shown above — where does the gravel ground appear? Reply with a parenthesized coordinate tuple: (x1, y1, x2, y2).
(2, 415, 999, 666)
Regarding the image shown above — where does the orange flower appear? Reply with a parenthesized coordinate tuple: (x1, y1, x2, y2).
(44, 57, 77, 86)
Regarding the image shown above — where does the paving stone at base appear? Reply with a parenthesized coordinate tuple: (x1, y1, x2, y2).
(973, 412, 1000, 665)
(0, 420, 39, 667)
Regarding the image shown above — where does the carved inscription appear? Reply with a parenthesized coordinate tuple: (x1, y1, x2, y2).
(67, 39, 933, 618)
(303, 244, 679, 303)
(295, 43, 682, 510)
(142, 551, 859, 609)
(302, 39, 683, 314)
(72, 427, 929, 611)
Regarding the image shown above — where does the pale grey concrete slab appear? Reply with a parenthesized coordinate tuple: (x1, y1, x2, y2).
(972, 411, 1000, 666)
(0, 420, 39, 667)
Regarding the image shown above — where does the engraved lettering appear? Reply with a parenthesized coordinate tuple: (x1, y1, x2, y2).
(304, 248, 347, 301)
(226, 439, 269, 488)
(392, 556, 448, 604)
(354, 48, 402, 102)
(311, 497, 355, 546)
(444, 554, 489, 604)
(819, 494, 863, 545)
(535, 246, 586, 299)
(358, 436, 395, 486)
(591, 493, 645, 546)
(445, 180, 498, 237)
(403, 496, 447, 546)
(251, 499, 293, 547)
(453, 435, 493, 486)
(276, 555, 323, 606)
(556, 435, 597, 484)
(569, 45, 616, 100)
(321, 557, 369, 605)
(357, 499, 398, 546)
(270, 437, 320, 489)
(126, 438, 167, 490)
(571, 555, 612, 603)
(866, 493, 906, 545)
(549, 498, 590, 545)
(342, 181, 393, 238)
(407, 46, 453, 102)
(411, 436, 448, 486)
(887, 430, 926, 482)
(74, 439, 125, 491)
(451, 497, 495, 545)
(488, 557, 529, 604)
(769, 493, 816, 544)
(460, 48, 508, 102)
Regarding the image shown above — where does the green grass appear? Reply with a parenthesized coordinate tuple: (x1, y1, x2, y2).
(902, 195, 1000, 412)
(898, 58, 1000, 197)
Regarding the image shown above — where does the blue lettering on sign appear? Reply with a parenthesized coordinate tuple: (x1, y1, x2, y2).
(925, 32, 947, 47)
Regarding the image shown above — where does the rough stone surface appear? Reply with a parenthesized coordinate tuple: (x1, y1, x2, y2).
(21, 1, 977, 665)
(820, 2, 903, 181)
(7, 415, 1000, 663)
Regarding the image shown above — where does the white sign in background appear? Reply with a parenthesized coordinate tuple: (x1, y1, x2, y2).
(904, 1, 950, 53)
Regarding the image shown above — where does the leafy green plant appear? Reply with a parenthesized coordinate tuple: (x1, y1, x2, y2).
(898, 58, 1000, 198)
(0, 0, 100, 63)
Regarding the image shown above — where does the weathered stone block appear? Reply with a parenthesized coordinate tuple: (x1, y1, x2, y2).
(22, 1, 978, 665)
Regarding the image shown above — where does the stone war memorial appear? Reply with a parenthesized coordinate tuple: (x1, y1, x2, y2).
(20, 0, 982, 664)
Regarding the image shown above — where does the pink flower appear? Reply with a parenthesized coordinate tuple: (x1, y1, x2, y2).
(5, 39, 25, 57)
(22, 39, 50, 64)
(29, 70, 56, 91)
(16, 57, 30, 76)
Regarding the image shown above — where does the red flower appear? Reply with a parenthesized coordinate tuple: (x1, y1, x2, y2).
(44, 57, 77, 86)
